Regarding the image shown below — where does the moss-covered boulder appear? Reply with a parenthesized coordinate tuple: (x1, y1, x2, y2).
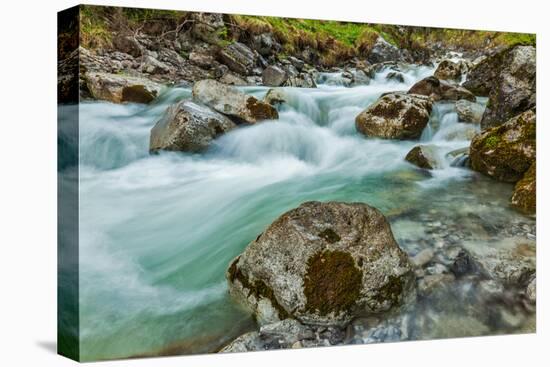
(405, 144, 442, 169)
(84, 72, 163, 104)
(355, 92, 433, 140)
(463, 45, 536, 129)
(511, 162, 536, 215)
(470, 109, 535, 182)
(193, 79, 278, 124)
(408, 76, 476, 102)
(149, 100, 237, 153)
(226, 201, 415, 326)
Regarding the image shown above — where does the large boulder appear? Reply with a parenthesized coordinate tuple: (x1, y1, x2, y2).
(455, 99, 485, 124)
(227, 201, 415, 326)
(84, 72, 163, 104)
(192, 79, 278, 123)
(405, 145, 442, 169)
(262, 65, 288, 87)
(218, 42, 257, 76)
(470, 109, 535, 182)
(463, 46, 536, 129)
(408, 76, 476, 102)
(149, 100, 237, 153)
(511, 162, 536, 214)
(434, 60, 462, 82)
(355, 93, 433, 140)
(367, 36, 403, 64)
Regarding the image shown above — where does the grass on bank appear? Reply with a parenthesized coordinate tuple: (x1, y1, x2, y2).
(79, 5, 536, 66)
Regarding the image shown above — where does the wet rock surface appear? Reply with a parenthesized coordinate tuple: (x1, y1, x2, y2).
(455, 99, 485, 124)
(470, 109, 536, 182)
(405, 145, 442, 170)
(192, 79, 278, 123)
(355, 93, 433, 140)
(149, 100, 237, 153)
(463, 45, 536, 129)
(408, 76, 476, 102)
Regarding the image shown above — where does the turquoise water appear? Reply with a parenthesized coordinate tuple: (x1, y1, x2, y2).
(75, 65, 534, 360)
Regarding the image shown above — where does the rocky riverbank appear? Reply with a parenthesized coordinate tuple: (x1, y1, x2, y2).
(61, 6, 536, 360)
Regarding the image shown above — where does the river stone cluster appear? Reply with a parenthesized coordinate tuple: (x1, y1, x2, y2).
(227, 201, 415, 326)
(355, 92, 433, 140)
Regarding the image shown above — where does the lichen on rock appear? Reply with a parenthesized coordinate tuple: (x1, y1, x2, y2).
(226, 201, 415, 326)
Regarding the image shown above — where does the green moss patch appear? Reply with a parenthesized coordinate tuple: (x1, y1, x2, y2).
(304, 250, 362, 316)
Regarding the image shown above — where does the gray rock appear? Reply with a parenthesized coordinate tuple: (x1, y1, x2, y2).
(252, 33, 281, 56)
(192, 79, 278, 123)
(386, 71, 405, 83)
(455, 99, 485, 124)
(262, 65, 288, 87)
(367, 36, 403, 63)
(263, 88, 288, 106)
(526, 277, 536, 303)
(355, 92, 433, 140)
(408, 76, 476, 102)
(189, 51, 215, 68)
(405, 145, 442, 169)
(219, 331, 263, 353)
(411, 248, 435, 268)
(466, 241, 535, 286)
(218, 42, 257, 76)
(285, 72, 317, 88)
(434, 60, 462, 82)
(84, 72, 163, 104)
(149, 100, 237, 153)
(219, 72, 249, 86)
(139, 55, 171, 75)
(112, 34, 143, 57)
(417, 274, 455, 296)
(463, 46, 536, 129)
(288, 56, 305, 71)
(227, 201, 415, 326)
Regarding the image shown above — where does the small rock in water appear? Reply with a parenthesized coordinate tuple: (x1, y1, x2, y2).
(405, 145, 442, 170)
(450, 248, 476, 277)
(411, 248, 435, 268)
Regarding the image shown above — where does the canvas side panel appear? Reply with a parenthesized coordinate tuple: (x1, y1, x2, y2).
(57, 4, 80, 362)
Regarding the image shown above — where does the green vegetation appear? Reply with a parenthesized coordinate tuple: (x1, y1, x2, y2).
(485, 135, 501, 149)
(78, 5, 536, 66)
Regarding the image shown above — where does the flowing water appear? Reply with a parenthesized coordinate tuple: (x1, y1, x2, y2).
(68, 64, 535, 360)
